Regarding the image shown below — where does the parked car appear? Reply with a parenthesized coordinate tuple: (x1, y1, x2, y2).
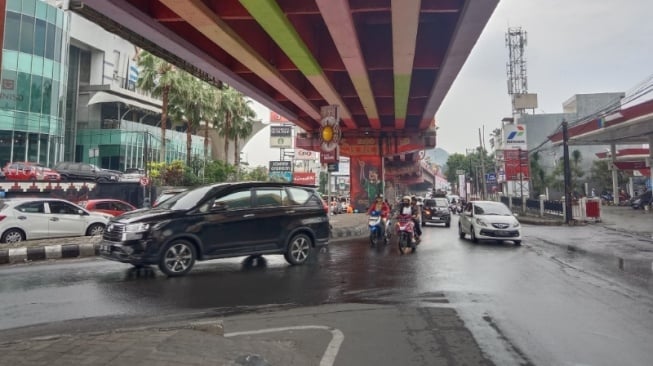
(120, 168, 146, 183)
(422, 197, 451, 227)
(0, 198, 111, 244)
(630, 190, 652, 209)
(2, 162, 61, 181)
(99, 182, 331, 276)
(152, 188, 187, 207)
(78, 199, 137, 217)
(458, 201, 521, 245)
(53, 162, 121, 182)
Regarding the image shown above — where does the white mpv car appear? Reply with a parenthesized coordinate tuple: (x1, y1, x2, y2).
(0, 198, 110, 244)
(458, 201, 522, 245)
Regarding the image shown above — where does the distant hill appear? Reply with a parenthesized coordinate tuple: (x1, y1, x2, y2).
(425, 147, 449, 167)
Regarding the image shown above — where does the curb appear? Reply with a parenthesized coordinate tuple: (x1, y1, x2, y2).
(518, 216, 564, 226)
(0, 243, 98, 265)
(331, 224, 368, 239)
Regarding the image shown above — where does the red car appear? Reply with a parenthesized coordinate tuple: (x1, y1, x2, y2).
(78, 199, 136, 217)
(3, 162, 61, 181)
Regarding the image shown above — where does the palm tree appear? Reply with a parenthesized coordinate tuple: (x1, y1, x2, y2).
(215, 87, 239, 164)
(169, 74, 214, 166)
(135, 51, 179, 162)
(230, 96, 256, 168)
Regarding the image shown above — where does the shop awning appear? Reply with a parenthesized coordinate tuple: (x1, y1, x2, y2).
(87, 91, 161, 114)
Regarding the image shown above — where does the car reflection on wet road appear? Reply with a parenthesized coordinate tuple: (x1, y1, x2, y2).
(1, 216, 652, 366)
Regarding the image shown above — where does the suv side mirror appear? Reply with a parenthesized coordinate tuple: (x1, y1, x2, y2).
(210, 202, 228, 212)
(77, 209, 87, 215)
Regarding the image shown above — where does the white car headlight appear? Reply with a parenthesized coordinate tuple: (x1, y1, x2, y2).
(125, 223, 150, 232)
(512, 221, 521, 228)
(475, 218, 489, 227)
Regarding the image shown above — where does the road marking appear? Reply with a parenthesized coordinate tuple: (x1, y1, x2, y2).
(224, 325, 344, 366)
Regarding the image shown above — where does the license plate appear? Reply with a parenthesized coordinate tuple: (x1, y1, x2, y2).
(496, 231, 510, 237)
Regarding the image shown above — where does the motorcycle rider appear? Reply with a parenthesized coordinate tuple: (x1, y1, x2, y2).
(368, 194, 391, 238)
(397, 196, 417, 244)
(410, 196, 423, 240)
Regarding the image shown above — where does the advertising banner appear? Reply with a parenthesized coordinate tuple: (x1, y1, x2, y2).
(269, 161, 292, 182)
(295, 148, 317, 160)
(503, 124, 527, 150)
(270, 111, 290, 123)
(320, 146, 339, 164)
(350, 156, 382, 212)
(292, 172, 316, 185)
(503, 149, 530, 181)
(270, 126, 293, 148)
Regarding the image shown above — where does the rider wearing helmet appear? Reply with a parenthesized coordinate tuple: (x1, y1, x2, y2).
(397, 196, 417, 243)
(368, 194, 391, 237)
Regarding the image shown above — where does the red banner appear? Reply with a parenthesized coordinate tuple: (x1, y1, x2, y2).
(503, 149, 530, 181)
(293, 172, 316, 185)
(270, 111, 289, 123)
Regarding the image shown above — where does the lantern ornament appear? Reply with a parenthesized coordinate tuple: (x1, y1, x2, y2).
(319, 115, 341, 152)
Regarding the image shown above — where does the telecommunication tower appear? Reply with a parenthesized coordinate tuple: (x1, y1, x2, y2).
(505, 27, 528, 112)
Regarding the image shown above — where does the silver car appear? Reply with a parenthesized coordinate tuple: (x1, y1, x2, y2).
(0, 198, 110, 244)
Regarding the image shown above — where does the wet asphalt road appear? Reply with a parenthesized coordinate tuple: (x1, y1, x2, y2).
(1, 216, 653, 366)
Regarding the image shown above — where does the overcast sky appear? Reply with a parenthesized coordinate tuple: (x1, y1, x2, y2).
(435, 0, 653, 154)
(244, 0, 653, 166)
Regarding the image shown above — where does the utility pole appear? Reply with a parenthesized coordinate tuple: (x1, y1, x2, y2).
(562, 121, 572, 224)
(479, 128, 487, 199)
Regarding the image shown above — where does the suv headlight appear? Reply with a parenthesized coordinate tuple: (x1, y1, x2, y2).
(475, 218, 489, 227)
(125, 223, 150, 232)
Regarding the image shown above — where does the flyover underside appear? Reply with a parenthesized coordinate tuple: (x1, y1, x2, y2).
(73, 0, 498, 135)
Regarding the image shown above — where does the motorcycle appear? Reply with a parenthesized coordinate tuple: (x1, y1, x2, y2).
(368, 211, 389, 247)
(395, 214, 417, 254)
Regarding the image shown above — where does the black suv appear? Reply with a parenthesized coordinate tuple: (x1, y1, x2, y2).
(99, 182, 330, 276)
(422, 197, 451, 227)
(53, 162, 122, 182)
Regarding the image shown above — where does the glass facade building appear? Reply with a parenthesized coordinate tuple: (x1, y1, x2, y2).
(0, 0, 67, 168)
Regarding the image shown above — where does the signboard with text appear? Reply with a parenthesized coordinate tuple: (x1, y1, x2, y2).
(503, 149, 530, 181)
(320, 146, 339, 164)
(270, 126, 293, 148)
(270, 111, 290, 123)
(268, 161, 292, 182)
(292, 172, 316, 185)
(294, 148, 317, 160)
(503, 124, 527, 150)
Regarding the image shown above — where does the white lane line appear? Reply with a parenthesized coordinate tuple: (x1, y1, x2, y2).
(224, 325, 345, 366)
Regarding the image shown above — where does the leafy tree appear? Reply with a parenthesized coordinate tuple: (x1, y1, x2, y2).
(530, 151, 547, 196)
(136, 51, 179, 162)
(445, 153, 470, 183)
(205, 160, 236, 183)
(590, 159, 627, 193)
(243, 166, 269, 181)
(230, 97, 256, 178)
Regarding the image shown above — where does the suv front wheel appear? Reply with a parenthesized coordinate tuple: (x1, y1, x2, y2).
(159, 240, 197, 276)
(284, 233, 312, 265)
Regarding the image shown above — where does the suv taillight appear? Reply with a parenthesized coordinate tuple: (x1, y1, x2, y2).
(0, 215, 6, 221)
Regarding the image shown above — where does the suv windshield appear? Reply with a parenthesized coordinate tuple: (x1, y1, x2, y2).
(158, 186, 216, 211)
(425, 198, 448, 207)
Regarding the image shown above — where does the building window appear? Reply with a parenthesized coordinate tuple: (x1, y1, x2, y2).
(16, 72, 30, 112)
(45, 22, 55, 60)
(3, 12, 21, 51)
(19, 15, 35, 54)
(34, 19, 46, 57)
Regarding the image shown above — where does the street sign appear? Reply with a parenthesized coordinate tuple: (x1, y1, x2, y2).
(270, 126, 293, 148)
(456, 169, 465, 175)
(327, 163, 339, 172)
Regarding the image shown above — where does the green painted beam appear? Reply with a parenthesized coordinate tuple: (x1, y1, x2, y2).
(239, 0, 322, 76)
(394, 74, 411, 118)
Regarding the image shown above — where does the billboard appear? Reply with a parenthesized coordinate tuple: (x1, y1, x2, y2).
(503, 124, 527, 150)
(270, 111, 290, 123)
(294, 148, 317, 160)
(293, 172, 316, 185)
(268, 161, 292, 182)
(512, 93, 538, 110)
(270, 125, 293, 148)
(503, 149, 530, 181)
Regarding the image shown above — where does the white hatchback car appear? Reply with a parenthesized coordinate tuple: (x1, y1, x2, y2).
(0, 198, 111, 244)
(458, 201, 522, 245)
